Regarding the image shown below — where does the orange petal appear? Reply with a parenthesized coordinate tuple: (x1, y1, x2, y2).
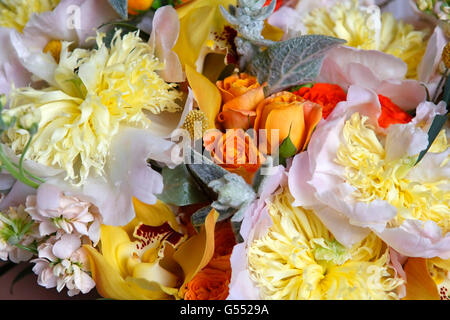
(300, 101, 322, 151)
(173, 208, 219, 298)
(223, 86, 265, 114)
(265, 103, 305, 151)
(402, 258, 440, 300)
(216, 110, 255, 130)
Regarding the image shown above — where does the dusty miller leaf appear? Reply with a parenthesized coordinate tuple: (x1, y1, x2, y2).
(108, 0, 128, 19)
(247, 35, 346, 95)
(157, 165, 209, 206)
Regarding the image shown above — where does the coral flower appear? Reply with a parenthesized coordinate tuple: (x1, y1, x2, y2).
(293, 83, 347, 119)
(294, 83, 413, 128)
(216, 73, 265, 130)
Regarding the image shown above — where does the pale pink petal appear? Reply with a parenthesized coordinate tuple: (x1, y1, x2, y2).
(407, 149, 450, 185)
(288, 152, 319, 208)
(378, 220, 450, 259)
(144, 88, 193, 138)
(39, 221, 58, 236)
(149, 6, 184, 82)
(0, 181, 35, 211)
(313, 205, 371, 248)
(384, 123, 429, 162)
(418, 26, 446, 83)
(227, 243, 261, 300)
(377, 79, 426, 111)
(36, 183, 62, 211)
(52, 234, 81, 259)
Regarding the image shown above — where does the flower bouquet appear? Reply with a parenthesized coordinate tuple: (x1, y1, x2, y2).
(0, 0, 448, 301)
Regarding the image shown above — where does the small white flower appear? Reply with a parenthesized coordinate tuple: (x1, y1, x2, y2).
(32, 234, 95, 296)
(26, 184, 102, 245)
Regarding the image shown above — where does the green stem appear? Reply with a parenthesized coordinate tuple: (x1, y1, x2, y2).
(10, 163, 45, 183)
(0, 145, 40, 189)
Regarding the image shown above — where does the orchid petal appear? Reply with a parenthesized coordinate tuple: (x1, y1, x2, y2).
(402, 258, 440, 300)
(173, 208, 218, 297)
(185, 64, 222, 129)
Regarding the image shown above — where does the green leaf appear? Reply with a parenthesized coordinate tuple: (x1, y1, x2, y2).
(157, 165, 209, 206)
(247, 35, 346, 95)
(191, 205, 235, 227)
(108, 0, 128, 19)
(279, 135, 297, 160)
(415, 74, 449, 165)
(9, 264, 33, 294)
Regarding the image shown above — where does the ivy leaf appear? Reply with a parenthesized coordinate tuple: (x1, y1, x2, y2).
(108, 0, 128, 19)
(157, 165, 209, 206)
(247, 35, 346, 95)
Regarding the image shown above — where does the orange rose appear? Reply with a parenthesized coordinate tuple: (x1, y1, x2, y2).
(128, 0, 153, 15)
(204, 129, 265, 183)
(216, 73, 265, 130)
(184, 257, 232, 300)
(254, 91, 322, 153)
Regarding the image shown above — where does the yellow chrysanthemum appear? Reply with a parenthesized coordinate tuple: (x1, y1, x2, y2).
(303, 0, 428, 78)
(2, 31, 182, 184)
(247, 190, 403, 300)
(335, 113, 450, 232)
(0, 0, 60, 32)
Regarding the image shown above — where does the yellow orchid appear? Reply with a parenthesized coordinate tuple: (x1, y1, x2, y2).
(84, 198, 218, 300)
(173, 0, 236, 71)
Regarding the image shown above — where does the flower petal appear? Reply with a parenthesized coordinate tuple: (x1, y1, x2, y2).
(185, 64, 222, 129)
(402, 258, 440, 300)
(173, 208, 218, 297)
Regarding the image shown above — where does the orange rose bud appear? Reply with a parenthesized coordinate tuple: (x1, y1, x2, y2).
(128, 0, 153, 15)
(254, 91, 322, 153)
(204, 129, 265, 184)
(216, 73, 265, 130)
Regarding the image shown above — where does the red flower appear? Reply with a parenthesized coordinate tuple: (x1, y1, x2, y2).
(294, 83, 413, 128)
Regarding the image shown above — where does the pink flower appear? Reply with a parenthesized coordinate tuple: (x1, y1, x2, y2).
(288, 85, 449, 259)
(227, 165, 287, 300)
(32, 234, 95, 296)
(25, 184, 102, 245)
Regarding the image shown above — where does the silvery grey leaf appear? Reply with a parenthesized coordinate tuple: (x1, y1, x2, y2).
(191, 205, 235, 227)
(247, 35, 346, 95)
(108, 0, 128, 19)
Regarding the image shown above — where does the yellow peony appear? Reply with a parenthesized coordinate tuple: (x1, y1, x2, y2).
(335, 113, 449, 233)
(3, 31, 182, 184)
(0, 0, 60, 31)
(303, 0, 428, 79)
(247, 190, 403, 300)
